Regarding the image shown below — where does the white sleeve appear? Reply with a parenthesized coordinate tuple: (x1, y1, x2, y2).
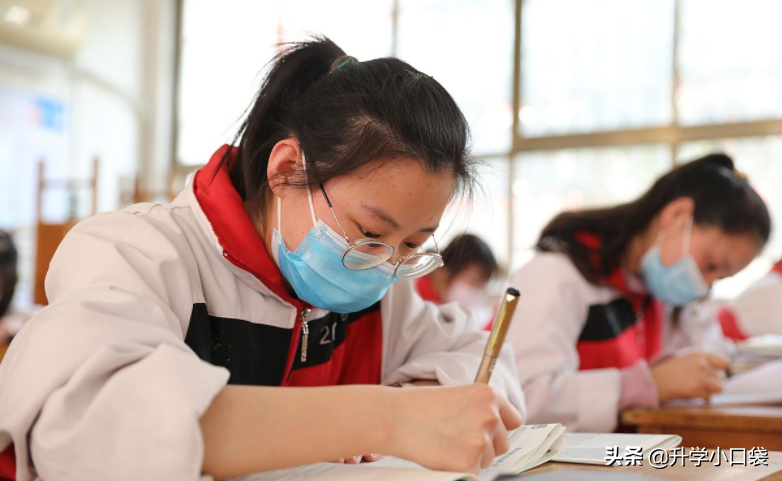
(379, 279, 526, 414)
(0, 211, 229, 481)
(662, 301, 735, 358)
(506, 253, 622, 433)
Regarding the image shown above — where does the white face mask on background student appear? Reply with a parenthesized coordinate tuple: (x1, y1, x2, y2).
(640, 216, 709, 306)
(444, 281, 487, 311)
(443, 280, 493, 326)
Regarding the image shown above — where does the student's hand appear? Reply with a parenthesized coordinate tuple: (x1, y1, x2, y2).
(650, 352, 729, 403)
(384, 384, 523, 474)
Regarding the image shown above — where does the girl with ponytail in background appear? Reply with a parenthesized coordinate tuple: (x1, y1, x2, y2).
(0, 37, 524, 481)
(0, 231, 19, 346)
(504, 155, 770, 433)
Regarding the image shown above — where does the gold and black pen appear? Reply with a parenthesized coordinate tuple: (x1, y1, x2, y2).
(475, 287, 521, 384)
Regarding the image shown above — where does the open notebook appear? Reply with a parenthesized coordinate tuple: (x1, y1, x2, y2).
(233, 424, 568, 481)
(553, 433, 682, 465)
(738, 335, 782, 356)
(709, 358, 782, 406)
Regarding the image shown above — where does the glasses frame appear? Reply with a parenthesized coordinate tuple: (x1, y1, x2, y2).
(317, 183, 444, 278)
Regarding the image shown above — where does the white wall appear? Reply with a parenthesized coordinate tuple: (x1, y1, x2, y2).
(0, 0, 177, 304)
(72, 0, 177, 214)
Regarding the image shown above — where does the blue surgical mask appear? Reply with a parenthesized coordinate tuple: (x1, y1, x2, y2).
(271, 155, 397, 313)
(640, 217, 709, 306)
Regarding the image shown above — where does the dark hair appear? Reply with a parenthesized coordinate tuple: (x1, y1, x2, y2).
(0, 230, 18, 317)
(537, 153, 772, 284)
(441, 234, 498, 282)
(220, 36, 475, 226)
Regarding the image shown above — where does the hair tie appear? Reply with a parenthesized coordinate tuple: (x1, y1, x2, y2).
(733, 168, 749, 183)
(330, 55, 358, 72)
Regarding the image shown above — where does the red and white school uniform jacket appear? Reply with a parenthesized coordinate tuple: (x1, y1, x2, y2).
(506, 241, 665, 433)
(0, 146, 524, 481)
(718, 261, 782, 341)
(415, 274, 444, 304)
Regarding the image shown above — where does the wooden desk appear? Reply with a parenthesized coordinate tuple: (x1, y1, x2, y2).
(527, 450, 782, 480)
(622, 405, 782, 451)
(0, 342, 8, 363)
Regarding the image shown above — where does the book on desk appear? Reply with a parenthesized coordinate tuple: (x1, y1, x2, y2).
(227, 427, 684, 481)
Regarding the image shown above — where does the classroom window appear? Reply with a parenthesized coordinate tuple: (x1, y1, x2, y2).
(177, 0, 393, 166)
(177, 0, 277, 166)
(512, 145, 671, 269)
(519, 0, 674, 137)
(678, 0, 782, 125)
(177, 0, 782, 295)
(278, 0, 394, 61)
(439, 157, 511, 270)
(396, 0, 515, 155)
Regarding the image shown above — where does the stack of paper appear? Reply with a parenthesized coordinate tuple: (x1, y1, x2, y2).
(554, 433, 682, 465)
(731, 335, 782, 375)
(738, 335, 782, 357)
(711, 359, 782, 406)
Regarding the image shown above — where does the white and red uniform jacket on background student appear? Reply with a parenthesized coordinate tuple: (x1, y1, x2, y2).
(0, 146, 525, 481)
(502, 233, 720, 434)
(718, 261, 782, 341)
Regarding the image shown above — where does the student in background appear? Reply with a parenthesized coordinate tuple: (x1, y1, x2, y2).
(415, 234, 498, 322)
(717, 260, 782, 341)
(0, 231, 18, 345)
(0, 38, 524, 481)
(505, 154, 770, 433)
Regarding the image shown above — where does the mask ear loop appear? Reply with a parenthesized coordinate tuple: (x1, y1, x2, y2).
(277, 197, 282, 234)
(301, 153, 318, 228)
(275, 152, 319, 237)
(655, 227, 665, 247)
(683, 216, 693, 257)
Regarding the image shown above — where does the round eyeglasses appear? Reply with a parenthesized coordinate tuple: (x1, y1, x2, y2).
(318, 184, 444, 279)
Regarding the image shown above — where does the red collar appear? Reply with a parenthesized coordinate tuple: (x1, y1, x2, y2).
(574, 231, 650, 306)
(193, 145, 301, 307)
(415, 274, 444, 304)
(0, 444, 14, 481)
(773, 261, 782, 276)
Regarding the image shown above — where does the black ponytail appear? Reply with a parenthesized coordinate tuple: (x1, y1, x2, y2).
(218, 35, 475, 225)
(0, 231, 17, 318)
(537, 153, 772, 284)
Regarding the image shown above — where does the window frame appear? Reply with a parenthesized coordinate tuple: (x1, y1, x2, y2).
(174, 0, 782, 268)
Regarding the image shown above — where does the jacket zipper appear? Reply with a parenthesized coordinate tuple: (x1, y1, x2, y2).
(299, 307, 312, 363)
(221, 249, 313, 380)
